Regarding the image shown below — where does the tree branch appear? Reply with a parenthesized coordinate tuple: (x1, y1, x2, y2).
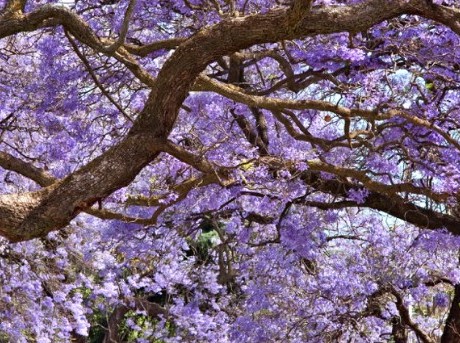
(0, 0, 459, 241)
(102, 0, 137, 53)
(297, 168, 460, 235)
(0, 151, 55, 187)
(390, 286, 435, 343)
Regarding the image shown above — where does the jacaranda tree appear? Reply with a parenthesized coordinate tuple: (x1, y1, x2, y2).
(1, 0, 460, 341)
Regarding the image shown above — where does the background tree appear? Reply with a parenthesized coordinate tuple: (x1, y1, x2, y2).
(1, 0, 460, 341)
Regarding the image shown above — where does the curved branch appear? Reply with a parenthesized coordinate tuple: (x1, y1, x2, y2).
(298, 168, 460, 235)
(0, 135, 164, 241)
(194, 75, 379, 119)
(390, 286, 435, 343)
(0, 0, 459, 241)
(102, 0, 137, 53)
(0, 151, 55, 187)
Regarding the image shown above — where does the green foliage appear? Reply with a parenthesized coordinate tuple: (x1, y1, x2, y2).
(118, 310, 176, 343)
(186, 217, 221, 264)
(87, 309, 107, 343)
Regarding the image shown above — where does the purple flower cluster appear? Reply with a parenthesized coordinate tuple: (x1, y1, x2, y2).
(1, 0, 460, 341)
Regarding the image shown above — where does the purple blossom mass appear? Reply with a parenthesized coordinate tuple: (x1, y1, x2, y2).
(1, 0, 460, 342)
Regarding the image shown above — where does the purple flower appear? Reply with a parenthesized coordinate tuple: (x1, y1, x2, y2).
(347, 188, 369, 204)
(434, 293, 450, 308)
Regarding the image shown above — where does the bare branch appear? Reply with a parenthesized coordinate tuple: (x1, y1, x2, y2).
(65, 30, 134, 123)
(102, 0, 137, 53)
(297, 168, 460, 235)
(0, 151, 55, 187)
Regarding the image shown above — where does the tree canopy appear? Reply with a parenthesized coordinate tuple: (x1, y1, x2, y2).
(1, 0, 460, 341)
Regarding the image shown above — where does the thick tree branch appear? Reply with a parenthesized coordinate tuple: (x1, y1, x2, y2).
(298, 168, 460, 235)
(306, 159, 450, 203)
(0, 0, 459, 241)
(0, 135, 164, 241)
(124, 38, 185, 57)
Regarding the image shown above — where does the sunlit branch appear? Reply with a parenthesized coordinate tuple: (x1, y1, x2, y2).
(102, 0, 137, 53)
(2, 0, 26, 14)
